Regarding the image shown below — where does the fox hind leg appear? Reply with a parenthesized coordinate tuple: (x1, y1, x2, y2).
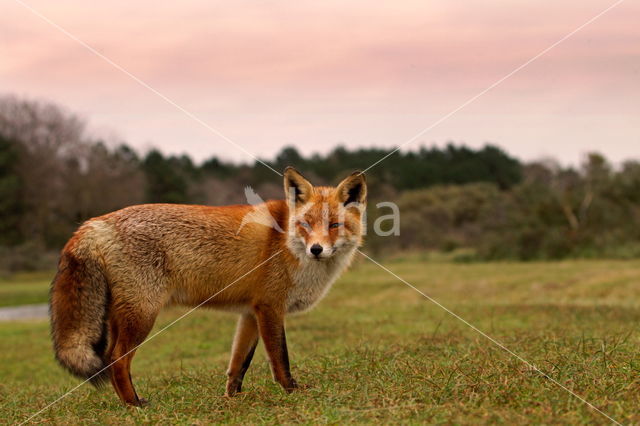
(108, 308, 157, 406)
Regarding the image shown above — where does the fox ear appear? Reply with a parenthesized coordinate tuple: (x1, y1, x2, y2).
(336, 171, 367, 206)
(283, 167, 314, 205)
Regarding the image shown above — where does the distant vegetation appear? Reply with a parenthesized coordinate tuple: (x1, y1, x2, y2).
(1, 94, 639, 270)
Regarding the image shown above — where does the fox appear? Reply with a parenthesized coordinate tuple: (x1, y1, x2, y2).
(50, 167, 367, 406)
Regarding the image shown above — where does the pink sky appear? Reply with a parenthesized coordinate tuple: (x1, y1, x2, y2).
(1, 0, 639, 166)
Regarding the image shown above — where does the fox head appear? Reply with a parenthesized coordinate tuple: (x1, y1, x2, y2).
(284, 167, 367, 261)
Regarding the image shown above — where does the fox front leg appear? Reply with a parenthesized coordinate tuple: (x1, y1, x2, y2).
(226, 313, 259, 396)
(254, 304, 298, 392)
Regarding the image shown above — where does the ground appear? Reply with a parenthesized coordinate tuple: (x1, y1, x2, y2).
(0, 255, 638, 424)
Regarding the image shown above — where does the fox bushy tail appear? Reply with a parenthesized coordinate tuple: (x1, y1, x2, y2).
(50, 250, 110, 387)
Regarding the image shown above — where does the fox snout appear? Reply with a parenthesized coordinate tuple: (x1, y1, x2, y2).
(310, 244, 323, 257)
(307, 242, 335, 260)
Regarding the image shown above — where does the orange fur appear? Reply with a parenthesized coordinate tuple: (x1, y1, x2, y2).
(49, 168, 366, 405)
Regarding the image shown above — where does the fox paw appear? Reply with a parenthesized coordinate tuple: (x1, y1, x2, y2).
(285, 378, 311, 393)
(126, 397, 149, 408)
(225, 379, 244, 397)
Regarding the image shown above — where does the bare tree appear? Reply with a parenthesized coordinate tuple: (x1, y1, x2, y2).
(0, 95, 145, 246)
(0, 95, 87, 244)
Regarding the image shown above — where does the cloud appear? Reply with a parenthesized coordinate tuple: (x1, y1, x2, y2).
(1, 0, 638, 164)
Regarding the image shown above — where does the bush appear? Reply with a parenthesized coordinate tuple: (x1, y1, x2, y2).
(0, 242, 58, 273)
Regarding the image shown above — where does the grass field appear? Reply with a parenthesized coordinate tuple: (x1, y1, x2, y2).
(0, 271, 52, 307)
(1, 255, 639, 424)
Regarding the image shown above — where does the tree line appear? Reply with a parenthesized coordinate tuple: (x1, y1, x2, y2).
(1, 95, 638, 270)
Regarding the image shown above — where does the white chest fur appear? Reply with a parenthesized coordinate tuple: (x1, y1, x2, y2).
(286, 248, 355, 313)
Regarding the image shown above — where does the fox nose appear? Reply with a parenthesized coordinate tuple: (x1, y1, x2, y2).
(310, 244, 323, 257)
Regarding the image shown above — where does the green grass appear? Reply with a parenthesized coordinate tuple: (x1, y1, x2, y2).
(0, 271, 51, 307)
(1, 257, 639, 424)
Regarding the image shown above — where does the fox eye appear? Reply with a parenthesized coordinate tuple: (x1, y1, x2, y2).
(299, 221, 312, 230)
(329, 222, 341, 229)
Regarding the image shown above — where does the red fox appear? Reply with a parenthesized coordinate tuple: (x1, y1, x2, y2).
(50, 167, 366, 406)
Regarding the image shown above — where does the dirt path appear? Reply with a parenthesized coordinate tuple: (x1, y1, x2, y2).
(0, 304, 48, 321)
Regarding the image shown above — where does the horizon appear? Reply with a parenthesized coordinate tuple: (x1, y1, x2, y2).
(5, 91, 638, 169)
(2, 0, 639, 168)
